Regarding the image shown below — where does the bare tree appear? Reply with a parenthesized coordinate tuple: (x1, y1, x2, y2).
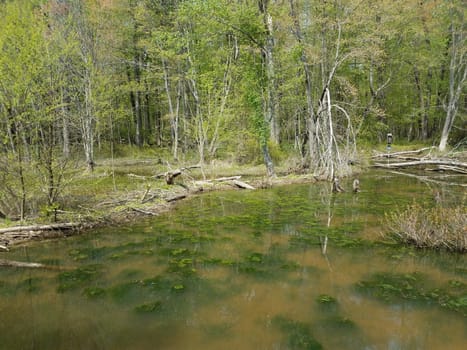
(439, 5, 466, 152)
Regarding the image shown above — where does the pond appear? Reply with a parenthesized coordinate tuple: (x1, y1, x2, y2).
(0, 170, 466, 349)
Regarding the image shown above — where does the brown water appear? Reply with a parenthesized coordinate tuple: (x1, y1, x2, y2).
(0, 170, 466, 349)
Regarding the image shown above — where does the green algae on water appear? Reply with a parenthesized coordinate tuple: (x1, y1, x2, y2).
(134, 301, 162, 313)
(272, 315, 323, 350)
(57, 264, 102, 293)
(356, 272, 467, 316)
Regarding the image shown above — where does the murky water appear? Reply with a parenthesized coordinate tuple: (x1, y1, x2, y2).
(1, 170, 466, 349)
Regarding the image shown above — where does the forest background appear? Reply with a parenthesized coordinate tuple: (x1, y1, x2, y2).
(0, 0, 465, 222)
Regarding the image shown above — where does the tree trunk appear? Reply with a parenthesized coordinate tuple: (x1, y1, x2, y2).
(82, 72, 94, 172)
(439, 18, 466, 152)
(261, 2, 279, 145)
(162, 58, 179, 160)
(289, 0, 317, 166)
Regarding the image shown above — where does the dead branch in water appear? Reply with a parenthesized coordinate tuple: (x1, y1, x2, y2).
(0, 222, 81, 235)
(0, 259, 44, 268)
(232, 180, 255, 190)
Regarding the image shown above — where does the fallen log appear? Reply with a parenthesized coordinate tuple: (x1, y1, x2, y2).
(232, 180, 255, 190)
(372, 147, 435, 159)
(0, 222, 81, 235)
(373, 159, 467, 171)
(130, 207, 156, 216)
(0, 259, 44, 268)
(387, 170, 467, 187)
(214, 176, 242, 182)
(166, 194, 187, 202)
(0, 244, 9, 252)
(154, 165, 201, 185)
(432, 165, 467, 175)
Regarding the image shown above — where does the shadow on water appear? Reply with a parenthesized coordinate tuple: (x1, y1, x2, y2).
(0, 170, 466, 349)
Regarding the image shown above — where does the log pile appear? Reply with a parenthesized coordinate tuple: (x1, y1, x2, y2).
(372, 147, 467, 174)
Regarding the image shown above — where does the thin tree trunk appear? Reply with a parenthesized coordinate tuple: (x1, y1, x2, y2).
(439, 20, 466, 152)
(83, 71, 94, 172)
(162, 58, 179, 160)
(289, 0, 317, 166)
(262, 4, 279, 144)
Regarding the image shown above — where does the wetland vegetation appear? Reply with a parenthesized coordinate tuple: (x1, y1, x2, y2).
(1, 170, 465, 349)
(0, 0, 466, 348)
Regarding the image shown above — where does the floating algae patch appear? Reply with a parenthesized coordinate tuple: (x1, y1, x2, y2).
(134, 300, 162, 313)
(57, 264, 102, 293)
(108, 280, 145, 302)
(238, 250, 299, 279)
(318, 316, 356, 330)
(315, 294, 339, 314)
(83, 286, 106, 298)
(356, 272, 467, 316)
(272, 316, 323, 350)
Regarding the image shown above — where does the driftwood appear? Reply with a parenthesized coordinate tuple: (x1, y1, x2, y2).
(388, 170, 467, 187)
(431, 165, 467, 174)
(130, 207, 156, 216)
(0, 222, 81, 235)
(0, 259, 44, 268)
(372, 147, 435, 159)
(0, 244, 9, 252)
(373, 159, 467, 172)
(214, 176, 242, 182)
(232, 180, 255, 190)
(166, 194, 187, 202)
(154, 165, 201, 185)
(332, 177, 345, 193)
(352, 179, 360, 193)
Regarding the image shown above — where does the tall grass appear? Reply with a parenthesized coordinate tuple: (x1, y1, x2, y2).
(385, 203, 466, 252)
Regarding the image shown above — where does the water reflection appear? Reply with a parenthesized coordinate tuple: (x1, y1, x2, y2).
(0, 170, 466, 349)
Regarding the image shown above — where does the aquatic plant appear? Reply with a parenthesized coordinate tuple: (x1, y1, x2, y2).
(316, 294, 337, 304)
(57, 265, 102, 293)
(356, 272, 467, 316)
(83, 287, 106, 298)
(318, 316, 356, 330)
(385, 203, 466, 252)
(134, 301, 162, 313)
(272, 316, 323, 350)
